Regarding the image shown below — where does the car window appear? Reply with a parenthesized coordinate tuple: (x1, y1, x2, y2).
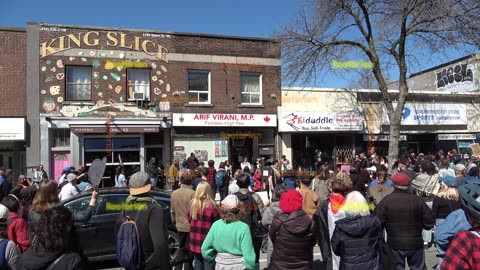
(96, 194, 128, 215)
(64, 196, 93, 213)
(153, 197, 168, 209)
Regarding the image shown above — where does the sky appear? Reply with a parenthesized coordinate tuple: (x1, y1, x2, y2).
(0, 0, 473, 88)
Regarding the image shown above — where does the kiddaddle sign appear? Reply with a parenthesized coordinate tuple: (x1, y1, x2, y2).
(279, 111, 363, 132)
(40, 31, 168, 61)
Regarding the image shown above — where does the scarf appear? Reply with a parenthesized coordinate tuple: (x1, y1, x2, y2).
(330, 193, 346, 214)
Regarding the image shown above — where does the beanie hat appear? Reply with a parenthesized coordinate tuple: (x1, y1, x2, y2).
(279, 190, 303, 214)
(439, 175, 456, 187)
(391, 172, 411, 186)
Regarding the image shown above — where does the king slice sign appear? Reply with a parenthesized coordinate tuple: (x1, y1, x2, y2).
(172, 113, 277, 127)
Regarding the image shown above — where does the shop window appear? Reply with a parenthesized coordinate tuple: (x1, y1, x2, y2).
(51, 129, 70, 147)
(127, 69, 150, 101)
(188, 71, 210, 103)
(66, 66, 92, 101)
(84, 137, 140, 165)
(240, 73, 262, 105)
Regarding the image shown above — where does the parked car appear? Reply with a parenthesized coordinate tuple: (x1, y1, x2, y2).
(62, 188, 179, 263)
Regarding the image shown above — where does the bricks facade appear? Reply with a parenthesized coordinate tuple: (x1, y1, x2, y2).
(0, 29, 27, 116)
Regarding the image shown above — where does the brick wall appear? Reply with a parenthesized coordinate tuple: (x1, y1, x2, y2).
(0, 29, 27, 116)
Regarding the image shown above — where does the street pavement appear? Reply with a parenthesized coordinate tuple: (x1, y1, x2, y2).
(90, 244, 439, 269)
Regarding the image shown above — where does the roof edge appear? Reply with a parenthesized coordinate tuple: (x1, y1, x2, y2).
(0, 26, 26, 32)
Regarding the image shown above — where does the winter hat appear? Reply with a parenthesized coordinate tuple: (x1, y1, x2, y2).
(455, 164, 466, 171)
(439, 175, 456, 187)
(221, 195, 240, 210)
(279, 190, 303, 214)
(391, 172, 411, 186)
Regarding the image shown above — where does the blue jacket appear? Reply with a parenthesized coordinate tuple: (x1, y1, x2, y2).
(435, 209, 471, 256)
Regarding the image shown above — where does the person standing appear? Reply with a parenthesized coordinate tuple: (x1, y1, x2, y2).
(298, 176, 320, 219)
(331, 191, 382, 270)
(32, 164, 48, 186)
(0, 217, 20, 269)
(441, 183, 480, 269)
(375, 172, 435, 270)
(168, 159, 180, 191)
(114, 166, 127, 188)
(270, 190, 316, 270)
(240, 157, 251, 171)
(146, 157, 158, 188)
(367, 169, 394, 206)
(171, 172, 195, 270)
(2, 195, 30, 253)
(58, 174, 80, 201)
(187, 182, 219, 270)
(121, 172, 171, 269)
(206, 160, 217, 200)
(201, 195, 255, 270)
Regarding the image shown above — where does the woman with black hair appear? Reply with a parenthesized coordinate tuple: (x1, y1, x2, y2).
(19, 206, 83, 270)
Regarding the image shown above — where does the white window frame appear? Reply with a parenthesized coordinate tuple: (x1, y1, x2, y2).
(240, 73, 262, 105)
(127, 69, 151, 101)
(187, 71, 211, 104)
(66, 66, 92, 101)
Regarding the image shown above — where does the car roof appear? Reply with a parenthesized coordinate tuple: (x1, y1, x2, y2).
(62, 187, 171, 204)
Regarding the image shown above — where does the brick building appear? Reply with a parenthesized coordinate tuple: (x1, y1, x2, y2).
(0, 27, 27, 176)
(22, 23, 280, 184)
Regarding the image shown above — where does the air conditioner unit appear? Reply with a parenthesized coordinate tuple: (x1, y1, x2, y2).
(133, 92, 145, 100)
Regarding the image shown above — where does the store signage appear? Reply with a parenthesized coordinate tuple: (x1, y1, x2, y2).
(438, 134, 476, 140)
(0, 118, 25, 141)
(363, 135, 407, 141)
(382, 103, 467, 125)
(172, 113, 277, 127)
(40, 31, 168, 61)
(71, 126, 159, 133)
(278, 111, 363, 132)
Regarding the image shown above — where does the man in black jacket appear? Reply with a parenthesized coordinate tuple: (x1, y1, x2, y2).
(375, 172, 434, 270)
(124, 172, 171, 270)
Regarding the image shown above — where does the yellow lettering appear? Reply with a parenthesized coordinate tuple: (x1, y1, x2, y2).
(41, 39, 57, 58)
(106, 32, 118, 46)
(83, 31, 99, 46)
(157, 45, 168, 62)
(142, 40, 156, 56)
(58, 36, 65, 51)
(134, 36, 140, 51)
(67, 33, 82, 48)
(120, 33, 132, 49)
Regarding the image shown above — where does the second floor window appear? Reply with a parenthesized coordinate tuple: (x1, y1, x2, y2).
(188, 71, 210, 103)
(66, 66, 91, 101)
(127, 69, 150, 100)
(241, 73, 262, 105)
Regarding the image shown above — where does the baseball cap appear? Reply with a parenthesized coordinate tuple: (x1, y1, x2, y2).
(129, 172, 151, 195)
(66, 173, 77, 182)
(63, 166, 74, 173)
(439, 175, 456, 187)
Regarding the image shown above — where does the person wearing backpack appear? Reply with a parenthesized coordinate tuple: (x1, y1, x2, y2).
(234, 173, 265, 270)
(171, 172, 195, 270)
(215, 162, 230, 202)
(2, 195, 30, 254)
(117, 172, 171, 270)
(0, 217, 20, 269)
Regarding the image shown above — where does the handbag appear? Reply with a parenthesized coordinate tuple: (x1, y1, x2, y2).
(378, 231, 396, 269)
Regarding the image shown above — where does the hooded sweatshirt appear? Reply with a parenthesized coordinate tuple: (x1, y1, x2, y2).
(331, 215, 382, 270)
(269, 209, 316, 270)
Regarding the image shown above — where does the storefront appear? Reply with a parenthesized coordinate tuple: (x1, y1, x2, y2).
(278, 110, 363, 170)
(172, 113, 277, 170)
(0, 117, 26, 179)
(43, 117, 171, 186)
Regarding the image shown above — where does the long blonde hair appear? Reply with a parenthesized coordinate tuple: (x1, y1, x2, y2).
(190, 182, 216, 221)
(436, 182, 459, 201)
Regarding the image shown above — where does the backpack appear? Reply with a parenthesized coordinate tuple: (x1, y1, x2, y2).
(234, 191, 263, 238)
(0, 239, 8, 269)
(116, 209, 153, 270)
(216, 170, 229, 188)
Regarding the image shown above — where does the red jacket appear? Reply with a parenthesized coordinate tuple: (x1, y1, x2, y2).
(253, 172, 262, 191)
(7, 212, 30, 253)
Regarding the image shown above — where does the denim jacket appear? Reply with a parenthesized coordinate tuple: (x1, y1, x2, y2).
(435, 209, 472, 257)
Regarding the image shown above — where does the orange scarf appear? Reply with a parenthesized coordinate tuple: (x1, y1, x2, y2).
(330, 193, 346, 214)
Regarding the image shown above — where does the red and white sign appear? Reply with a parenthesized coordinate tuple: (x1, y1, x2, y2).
(172, 113, 277, 127)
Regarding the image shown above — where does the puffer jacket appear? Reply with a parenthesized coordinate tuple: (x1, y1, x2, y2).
(331, 215, 382, 270)
(269, 209, 316, 270)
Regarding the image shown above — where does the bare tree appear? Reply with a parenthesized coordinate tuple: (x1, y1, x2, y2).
(277, 0, 480, 172)
(349, 68, 379, 89)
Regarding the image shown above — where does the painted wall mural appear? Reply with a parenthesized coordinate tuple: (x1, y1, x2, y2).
(39, 45, 174, 118)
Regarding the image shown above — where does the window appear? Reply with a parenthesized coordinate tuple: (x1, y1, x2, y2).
(188, 71, 210, 103)
(51, 129, 70, 147)
(66, 66, 92, 101)
(240, 73, 262, 105)
(127, 69, 150, 100)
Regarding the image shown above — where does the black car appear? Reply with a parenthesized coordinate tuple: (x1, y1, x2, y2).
(62, 188, 179, 263)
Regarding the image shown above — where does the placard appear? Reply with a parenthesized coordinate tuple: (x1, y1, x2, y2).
(471, 143, 480, 157)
